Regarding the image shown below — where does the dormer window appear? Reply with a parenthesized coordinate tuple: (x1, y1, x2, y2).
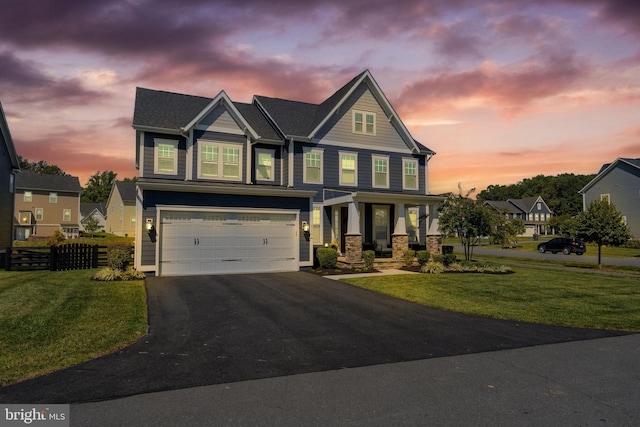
(353, 110, 375, 135)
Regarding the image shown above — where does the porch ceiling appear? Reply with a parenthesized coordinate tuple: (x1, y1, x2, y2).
(323, 190, 445, 207)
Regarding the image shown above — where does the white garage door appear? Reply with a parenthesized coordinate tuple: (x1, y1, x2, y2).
(159, 210, 298, 276)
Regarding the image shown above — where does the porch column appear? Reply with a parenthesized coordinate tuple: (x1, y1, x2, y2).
(392, 203, 409, 260)
(345, 201, 362, 263)
(426, 203, 443, 255)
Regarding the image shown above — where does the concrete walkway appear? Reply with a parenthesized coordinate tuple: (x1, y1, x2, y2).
(324, 268, 419, 280)
(71, 334, 640, 426)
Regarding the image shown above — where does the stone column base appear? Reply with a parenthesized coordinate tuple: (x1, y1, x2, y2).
(426, 235, 443, 255)
(345, 234, 363, 263)
(392, 234, 409, 260)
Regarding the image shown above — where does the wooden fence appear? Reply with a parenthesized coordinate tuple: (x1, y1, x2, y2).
(4, 244, 130, 271)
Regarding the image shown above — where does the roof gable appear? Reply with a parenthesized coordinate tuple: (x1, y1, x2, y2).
(580, 157, 640, 194)
(182, 91, 259, 139)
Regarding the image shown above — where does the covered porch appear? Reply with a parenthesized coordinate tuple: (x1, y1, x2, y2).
(319, 190, 444, 268)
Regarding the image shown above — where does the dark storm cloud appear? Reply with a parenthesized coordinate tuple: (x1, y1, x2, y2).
(0, 50, 105, 104)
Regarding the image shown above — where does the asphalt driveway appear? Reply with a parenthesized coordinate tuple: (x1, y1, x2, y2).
(0, 272, 628, 404)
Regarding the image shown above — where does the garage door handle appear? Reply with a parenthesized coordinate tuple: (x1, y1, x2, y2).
(263, 238, 268, 245)
(194, 238, 200, 245)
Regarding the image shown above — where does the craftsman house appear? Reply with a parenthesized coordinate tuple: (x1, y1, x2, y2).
(485, 196, 553, 236)
(579, 158, 640, 238)
(0, 101, 20, 252)
(132, 70, 443, 276)
(14, 170, 82, 240)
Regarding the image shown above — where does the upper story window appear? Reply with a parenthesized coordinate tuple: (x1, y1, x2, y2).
(600, 194, 610, 203)
(537, 202, 542, 210)
(402, 159, 418, 190)
(35, 208, 43, 221)
(353, 110, 376, 135)
(24, 191, 32, 202)
(255, 148, 274, 181)
(49, 192, 58, 203)
(63, 209, 71, 222)
(198, 141, 242, 181)
(372, 155, 389, 188)
(303, 148, 323, 184)
(340, 152, 358, 186)
(154, 139, 178, 175)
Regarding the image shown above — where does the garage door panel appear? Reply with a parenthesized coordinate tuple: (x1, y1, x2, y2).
(160, 210, 298, 276)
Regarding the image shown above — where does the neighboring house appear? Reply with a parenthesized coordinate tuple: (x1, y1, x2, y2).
(79, 202, 106, 233)
(105, 181, 137, 236)
(579, 158, 640, 238)
(0, 101, 20, 251)
(485, 196, 553, 236)
(132, 70, 444, 276)
(14, 171, 82, 240)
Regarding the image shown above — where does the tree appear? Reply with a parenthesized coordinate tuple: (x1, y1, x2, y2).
(577, 199, 632, 269)
(438, 187, 495, 261)
(83, 214, 101, 237)
(81, 171, 118, 203)
(18, 156, 68, 175)
(548, 214, 578, 237)
(506, 218, 526, 245)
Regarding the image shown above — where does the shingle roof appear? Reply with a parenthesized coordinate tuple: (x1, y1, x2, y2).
(132, 71, 435, 153)
(80, 202, 106, 216)
(114, 181, 137, 203)
(15, 170, 81, 193)
(485, 200, 523, 214)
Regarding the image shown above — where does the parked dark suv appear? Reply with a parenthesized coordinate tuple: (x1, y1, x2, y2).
(537, 238, 586, 255)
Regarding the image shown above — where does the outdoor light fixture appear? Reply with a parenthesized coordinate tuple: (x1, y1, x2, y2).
(302, 221, 310, 233)
(145, 218, 154, 232)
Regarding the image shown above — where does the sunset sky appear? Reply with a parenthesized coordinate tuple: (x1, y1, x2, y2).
(1, 0, 639, 194)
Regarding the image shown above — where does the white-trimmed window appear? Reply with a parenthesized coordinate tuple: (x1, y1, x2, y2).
(340, 152, 358, 186)
(304, 148, 323, 184)
(198, 141, 242, 181)
(600, 194, 611, 203)
(35, 208, 43, 221)
(353, 110, 376, 135)
(312, 205, 322, 242)
(154, 139, 178, 175)
(255, 148, 274, 181)
(24, 191, 32, 202)
(130, 217, 136, 227)
(403, 159, 418, 190)
(372, 155, 389, 188)
(49, 192, 58, 203)
(63, 209, 71, 222)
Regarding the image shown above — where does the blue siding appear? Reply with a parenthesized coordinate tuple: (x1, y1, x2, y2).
(142, 132, 187, 180)
(294, 142, 425, 201)
(192, 130, 247, 182)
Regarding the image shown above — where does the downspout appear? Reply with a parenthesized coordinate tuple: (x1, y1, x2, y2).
(288, 138, 295, 187)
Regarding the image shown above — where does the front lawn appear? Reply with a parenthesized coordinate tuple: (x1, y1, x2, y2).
(341, 266, 640, 332)
(0, 269, 147, 386)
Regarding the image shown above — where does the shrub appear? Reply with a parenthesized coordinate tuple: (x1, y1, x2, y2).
(316, 247, 338, 269)
(107, 242, 132, 271)
(47, 230, 66, 246)
(403, 249, 416, 267)
(432, 254, 443, 263)
(420, 261, 445, 274)
(363, 250, 375, 270)
(416, 250, 430, 266)
(442, 245, 454, 255)
(93, 267, 146, 281)
(442, 253, 457, 266)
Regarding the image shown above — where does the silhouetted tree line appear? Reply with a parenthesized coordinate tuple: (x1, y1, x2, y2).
(476, 173, 596, 217)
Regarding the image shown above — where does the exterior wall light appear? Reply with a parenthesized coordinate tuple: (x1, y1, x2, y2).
(145, 218, 154, 232)
(301, 221, 310, 232)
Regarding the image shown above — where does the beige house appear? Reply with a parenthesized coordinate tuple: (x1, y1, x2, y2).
(105, 181, 137, 236)
(14, 171, 82, 240)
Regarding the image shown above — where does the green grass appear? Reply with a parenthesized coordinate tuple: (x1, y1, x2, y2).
(341, 266, 640, 332)
(0, 269, 147, 386)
